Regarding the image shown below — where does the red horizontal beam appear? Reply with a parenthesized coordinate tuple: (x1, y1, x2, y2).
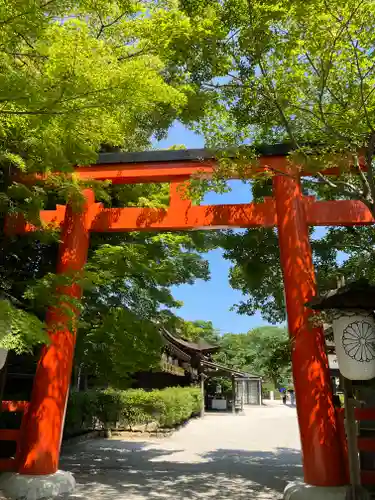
(1, 401, 29, 412)
(361, 470, 375, 485)
(6, 197, 374, 235)
(305, 199, 374, 226)
(76, 156, 306, 183)
(89, 198, 375, 231)
(358, 437, 375, 452)
(355, 408, 375, 421)
(75, 160, 217, 184)
(92, 201, 276, 232)
(22, 155, 360, 185)
(0, 429, 20, 441)
(0, 458, 16, 472)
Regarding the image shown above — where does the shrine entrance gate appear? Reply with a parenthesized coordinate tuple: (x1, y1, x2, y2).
(3, 144, 374, 487)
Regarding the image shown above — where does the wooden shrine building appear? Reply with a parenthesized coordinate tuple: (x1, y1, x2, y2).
(132, 328, 262, 411)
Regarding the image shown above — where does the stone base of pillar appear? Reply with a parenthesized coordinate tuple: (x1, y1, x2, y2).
(0, 470, 75, 500)
(284, 482, 349, 500)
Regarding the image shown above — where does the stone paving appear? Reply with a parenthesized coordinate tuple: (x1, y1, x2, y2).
(60, 401, 303, 500)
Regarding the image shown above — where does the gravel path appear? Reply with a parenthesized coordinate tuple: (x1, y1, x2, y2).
(60, 402, 302, 500)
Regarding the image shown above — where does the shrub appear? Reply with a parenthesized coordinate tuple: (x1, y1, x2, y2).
(64, 390, 98, 434)
(65, 386, 202, 436)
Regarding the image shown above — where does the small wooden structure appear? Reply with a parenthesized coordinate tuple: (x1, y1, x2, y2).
(201, 359, 262, 410)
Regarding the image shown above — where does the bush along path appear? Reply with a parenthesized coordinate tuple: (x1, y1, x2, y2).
(64, 387, 202, 438)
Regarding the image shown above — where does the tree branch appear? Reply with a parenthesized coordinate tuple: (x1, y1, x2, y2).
(355, 154, 370, 191)
(264, 166, 298, 180)
(0, 110, 65, 115)
(304, 52, 347, 109)
(365, 131, 375, 206)
(307, 0, 366, 112)
(363, 60, 375, 80)
(223, 28, 242, 46)
(355, 87, 375, 120)
(0, 102, 108, 115)
(323, 0, 365, 25)
(96, 12, 128, 39)
(258, 59, 299, 149)
(202, 82, 240, 90)
(346, 29, 374, 132)
(0, 95, 30, 104)
(5, 51, 47, 59)
(283, 103, 350, 143)
(313, 171, 368, 205)
(0, 0, 57, 27)
(57, 86, 123, 104)
(117, 47, 153, 61)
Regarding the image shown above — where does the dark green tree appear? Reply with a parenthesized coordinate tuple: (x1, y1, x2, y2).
(213, 326, 291, 387)
(174, 319, 221, 345)
(220, 225, 340, 323)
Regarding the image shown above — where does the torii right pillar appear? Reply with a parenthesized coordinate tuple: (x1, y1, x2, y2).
(273, 169, 346, 489)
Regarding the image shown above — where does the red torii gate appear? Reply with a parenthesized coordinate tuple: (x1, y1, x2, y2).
(3, 145, 374, 487)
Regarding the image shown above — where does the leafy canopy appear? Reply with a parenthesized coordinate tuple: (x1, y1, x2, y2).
(174, 0, 375, 322)
(0, 0, 223, 353)
(220, 226, 338, 323)
(0, 0, 223, 220)
(171, 319, 221, 345)
(189, 0, 375, 209)
(75, 229, 218, 387)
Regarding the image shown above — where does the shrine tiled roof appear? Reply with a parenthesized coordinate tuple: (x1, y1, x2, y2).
(308, 279, 375, 310)
(161, 328, 220, 355)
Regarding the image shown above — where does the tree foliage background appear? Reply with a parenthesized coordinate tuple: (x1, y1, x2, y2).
(0, 0, 223, 381)
(3, 0, 374, 386)
(175, 0, 375, 324)
(214, 326, 291, 388)
(179, 321, 291, 388)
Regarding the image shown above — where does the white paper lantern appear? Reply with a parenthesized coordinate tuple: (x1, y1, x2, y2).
(332, 309, 375, 380)
(0, 348, 8, 370)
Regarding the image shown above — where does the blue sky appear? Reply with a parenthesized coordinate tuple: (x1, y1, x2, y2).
(154, 123, 274, 334)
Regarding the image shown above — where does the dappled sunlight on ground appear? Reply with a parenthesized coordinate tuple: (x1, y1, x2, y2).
(60, 403, 302, 499)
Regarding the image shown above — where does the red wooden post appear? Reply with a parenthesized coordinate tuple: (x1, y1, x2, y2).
(18, 190, 94, 475)
(273, 172, 346, 487)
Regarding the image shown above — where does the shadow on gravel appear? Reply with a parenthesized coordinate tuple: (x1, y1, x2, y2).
(60, 439, 302, 499)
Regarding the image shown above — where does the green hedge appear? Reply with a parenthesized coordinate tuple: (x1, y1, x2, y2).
(65, 386, 202, 435)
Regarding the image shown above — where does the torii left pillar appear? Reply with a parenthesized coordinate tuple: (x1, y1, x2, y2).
(0, 190, 94, 498)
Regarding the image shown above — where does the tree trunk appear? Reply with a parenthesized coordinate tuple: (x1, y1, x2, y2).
(83, 371, 88, 391)
(76, 363, 83, 391)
